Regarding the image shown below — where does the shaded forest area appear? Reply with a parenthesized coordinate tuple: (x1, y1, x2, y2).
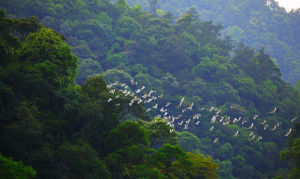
(0, 0, 300, 178)
(0, 11, 218, 178)
(128, 0, 300, 85)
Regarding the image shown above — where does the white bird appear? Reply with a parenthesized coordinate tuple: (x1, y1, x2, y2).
(133, 96, 138, 102)
(115, 95, 120, 99)
(187, 103, 193, 110)
(291, 117, 297, 123)
(178, 120, 183, 126)
(176, 115, 182, 119)
(145, 98, 151, 103)
(160, 107, 165, 113)
(136, 89, 141, 94)
(223, 119, 230, 125)
(171, 116, 175, 122)
(264, 125, 268, 130)
(129, 102, 133, 106)
(237, 117, 241, 122)
(158, 94, 163, 99)
(137, 99, 143, 104)
(234, 130, 239, 136)
(142, 93, 147, 99)
(170, 129, 174, 133)
(165, 102, 171, 107)
(210, 107, 214, 112)
(219, 117, 224, 123)
(257, 136, 262, 141)
(209, 126, 214, 131)
(148, 90, 154, 97)
(193, 114, 201, 120)
(269, 107, 277, 114)
(107, 84, 113, 89)
(186, 119, 191, 124)
(213, 138, 219, 143)
(109, 89, 115, 94)
(146, 108, 151, 112)
(249, 132, 254, 137)
(153, 104, 158, 109)
(261, 120, 266, 125)
(178, 97, 185, 108)
(130, 79, 135, 85)
(276, 122, 281, 127)
(180, 97, 185, 103)
(107, 98, 112, 102)
(210, 116, 217, 123)
(227, 116, 231, 123)
(271, 125, 277, 131)
(285, 128, 292, 136)
(196, 121, 200, 125)
(182, 109, 186, 113)
(248, 123, 254, 129)
(253, 115, 258, 120)
(233, 118, 238, 123)
(199, 108, 205, 111)
(251, 135, 256, 140)
(141, 86, 145, 90)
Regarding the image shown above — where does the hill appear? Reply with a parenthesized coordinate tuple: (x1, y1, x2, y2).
(128, 0, 300, 85)
(1, 0, 300, 178)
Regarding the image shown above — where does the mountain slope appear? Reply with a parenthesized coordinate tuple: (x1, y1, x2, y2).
(128, 0, 300, 84)
(1, 0, 300, 178)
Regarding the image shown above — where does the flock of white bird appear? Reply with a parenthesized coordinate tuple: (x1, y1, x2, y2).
(106, 79, 297, 143)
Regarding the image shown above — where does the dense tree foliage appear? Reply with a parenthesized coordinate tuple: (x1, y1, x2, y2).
(128, 0, 300, 85)
(0, 11, 218, 178)
(280, 122, 300, 178)
(0, 153, 36, 179)
(1, 0, 300, 178)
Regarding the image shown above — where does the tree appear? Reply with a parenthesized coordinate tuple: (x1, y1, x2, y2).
(19, 27, 78, 88)
(178, 131, 202, 153)
(77, 58, 103, 84)
(82, 74, 107, 99)
(115, 16, 141, 39)
(186, 152, 218, 179)
(0, 153, 36, 179)
(281, 123, 300, 178)
(56, 142, 111, 179)
(142, 117, 178, 149)
(104, 121, 150, 153)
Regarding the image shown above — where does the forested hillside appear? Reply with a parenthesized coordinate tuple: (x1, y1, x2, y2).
(1, 0, 300, 178)
(0, 11, 218, 178)
(128, 0, 300, 85)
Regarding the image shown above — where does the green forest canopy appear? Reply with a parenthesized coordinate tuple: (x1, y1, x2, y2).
(0, 0, 300, 178)
(0, 11, 218, 178)
(128, 0, 300, 85)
